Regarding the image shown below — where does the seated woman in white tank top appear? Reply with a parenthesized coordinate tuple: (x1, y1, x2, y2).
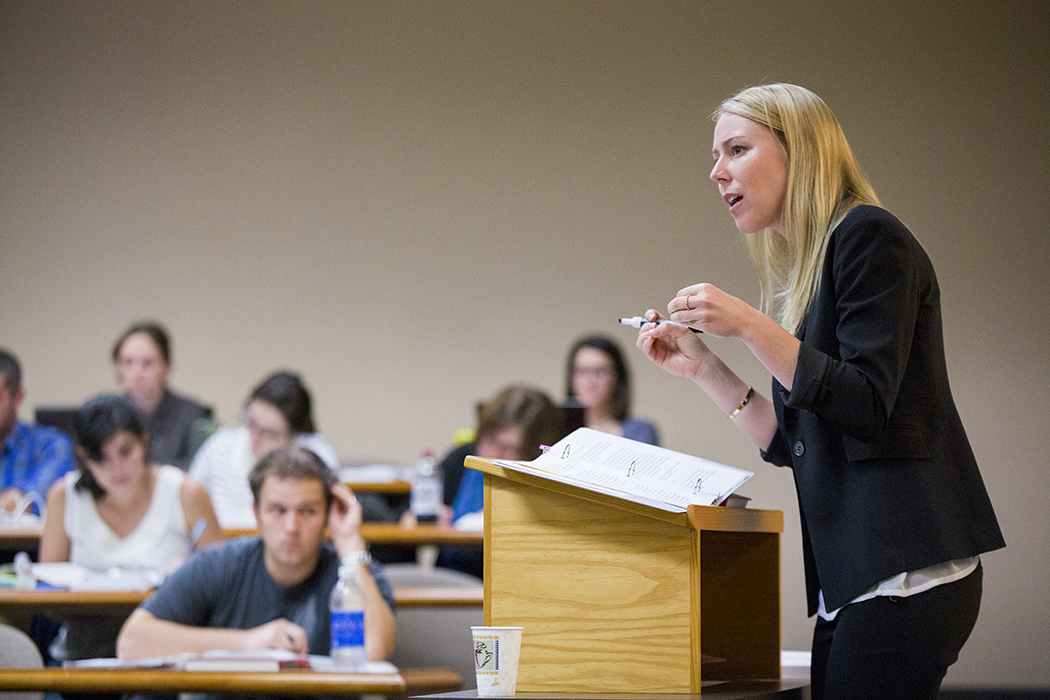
(39, 394, 224, 661)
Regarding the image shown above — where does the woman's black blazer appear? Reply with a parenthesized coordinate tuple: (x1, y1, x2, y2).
(762, 205, 1005, 615)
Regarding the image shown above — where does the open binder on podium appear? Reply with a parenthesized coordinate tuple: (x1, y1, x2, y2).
(492, 427, 754, 510)
(466, 429, 783, 694)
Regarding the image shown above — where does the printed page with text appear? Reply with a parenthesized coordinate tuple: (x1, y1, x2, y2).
(492, 427, 752, 512)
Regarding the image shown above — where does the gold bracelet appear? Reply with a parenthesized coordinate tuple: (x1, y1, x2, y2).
(728, 386, 754, 419)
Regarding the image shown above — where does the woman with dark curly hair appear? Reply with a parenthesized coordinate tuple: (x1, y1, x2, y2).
(39, 393, 223, 661)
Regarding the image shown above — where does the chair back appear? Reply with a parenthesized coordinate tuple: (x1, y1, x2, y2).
(0, 623, 44, 700)
(384, 563, 483, 689)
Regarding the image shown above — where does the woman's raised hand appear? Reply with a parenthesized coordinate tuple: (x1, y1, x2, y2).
(668, 283, 756, 339)
(635, 310, 711, 381)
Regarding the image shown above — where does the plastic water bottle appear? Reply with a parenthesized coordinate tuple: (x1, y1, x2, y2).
(13, 551, 36, 590)
(329, 565, 367, 669)
(409, 450, 442, 523)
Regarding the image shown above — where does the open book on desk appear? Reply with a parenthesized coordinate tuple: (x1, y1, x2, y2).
(491, 427, 753, 512)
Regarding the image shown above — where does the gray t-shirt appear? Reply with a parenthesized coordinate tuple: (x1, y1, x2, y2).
(144, 536, 395, 656)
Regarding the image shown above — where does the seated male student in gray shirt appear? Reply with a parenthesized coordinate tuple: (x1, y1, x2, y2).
(117, 444, 396, 664)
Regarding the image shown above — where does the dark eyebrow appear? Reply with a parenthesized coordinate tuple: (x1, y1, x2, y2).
(268, 499, 324, 509)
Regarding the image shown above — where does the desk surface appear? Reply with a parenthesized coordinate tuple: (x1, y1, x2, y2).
(345, 479, 412, 494)
(0, 585, 483, 613)
(0, 588, 148, 616)
(226, 523, 483, 545)
(361, 523, 483, 545)
(414, 680, 810, 700)
(0, 524, 40, 551)
(0, 522, 483, 549)
(0, 665, 461, 696)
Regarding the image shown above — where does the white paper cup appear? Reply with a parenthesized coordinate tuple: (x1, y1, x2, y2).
(470, 626, 523, 697)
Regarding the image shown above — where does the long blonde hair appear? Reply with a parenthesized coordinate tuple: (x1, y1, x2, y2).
(714, 84, 880, 334)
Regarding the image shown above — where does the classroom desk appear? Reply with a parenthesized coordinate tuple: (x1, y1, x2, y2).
(393, 587, 483, 607)
(0, 665, 461, 696)
(360, 523, 483, 546)
(345, 479, 412, 495)
(0, 524, 40, 554)
(0, 586, 483, 623)
(0, 523, 482, 552)
(0, 588, 148, 619)
(225, 524, 483, 546)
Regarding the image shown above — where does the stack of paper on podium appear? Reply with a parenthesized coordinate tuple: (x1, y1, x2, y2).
(467, 428, 781, 694)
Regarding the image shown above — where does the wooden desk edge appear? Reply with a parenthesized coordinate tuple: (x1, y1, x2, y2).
(226, 524, 483, 545)
(3, 523, 482, 546)
(360, 523, 485, 545)
(0, 587, 482, 611)
(394, 587, 483, 607)
(0, 667, 406, 694)
(0, 666, 463, 695)
(344, 479, 412, 494)
(402, 667, 465, 694)
(0, 589, 150, 606)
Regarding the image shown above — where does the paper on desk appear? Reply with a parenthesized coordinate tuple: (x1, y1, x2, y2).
(453, 511, 484, 531)
(65, 655, 176, 668)
(337, 463, 408, 483)
(0, 512, 42, 525)
(182, 649, 399, 673)
(492, 427, 753, 512)
(66, 651, 398, 674)
(31, 563, 90, 588)
(308, 656, 399, 673)
(32, 562, 162, 591)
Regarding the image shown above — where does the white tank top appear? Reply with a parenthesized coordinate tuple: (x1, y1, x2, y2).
(63, 464, 191, 575)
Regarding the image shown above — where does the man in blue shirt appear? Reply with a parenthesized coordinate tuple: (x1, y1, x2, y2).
(0, 349, 74, 515)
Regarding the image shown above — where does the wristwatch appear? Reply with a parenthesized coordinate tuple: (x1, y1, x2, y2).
(340, 550, 372, 567)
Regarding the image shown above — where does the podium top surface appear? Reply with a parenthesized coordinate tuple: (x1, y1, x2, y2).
(465, 456, 781, 534)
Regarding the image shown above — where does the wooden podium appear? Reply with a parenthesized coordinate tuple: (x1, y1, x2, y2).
(467, 456, 782, 693)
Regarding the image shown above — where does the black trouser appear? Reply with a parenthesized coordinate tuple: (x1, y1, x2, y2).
(811, 563, 983, 700)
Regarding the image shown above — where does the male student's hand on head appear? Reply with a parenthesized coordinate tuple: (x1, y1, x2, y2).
(328, 482, 367, 556)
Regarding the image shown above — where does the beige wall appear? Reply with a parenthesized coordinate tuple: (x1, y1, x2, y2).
(2, 1, 1047, 689)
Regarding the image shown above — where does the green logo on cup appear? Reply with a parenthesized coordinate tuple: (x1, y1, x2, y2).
(474, 638, 498, 672)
